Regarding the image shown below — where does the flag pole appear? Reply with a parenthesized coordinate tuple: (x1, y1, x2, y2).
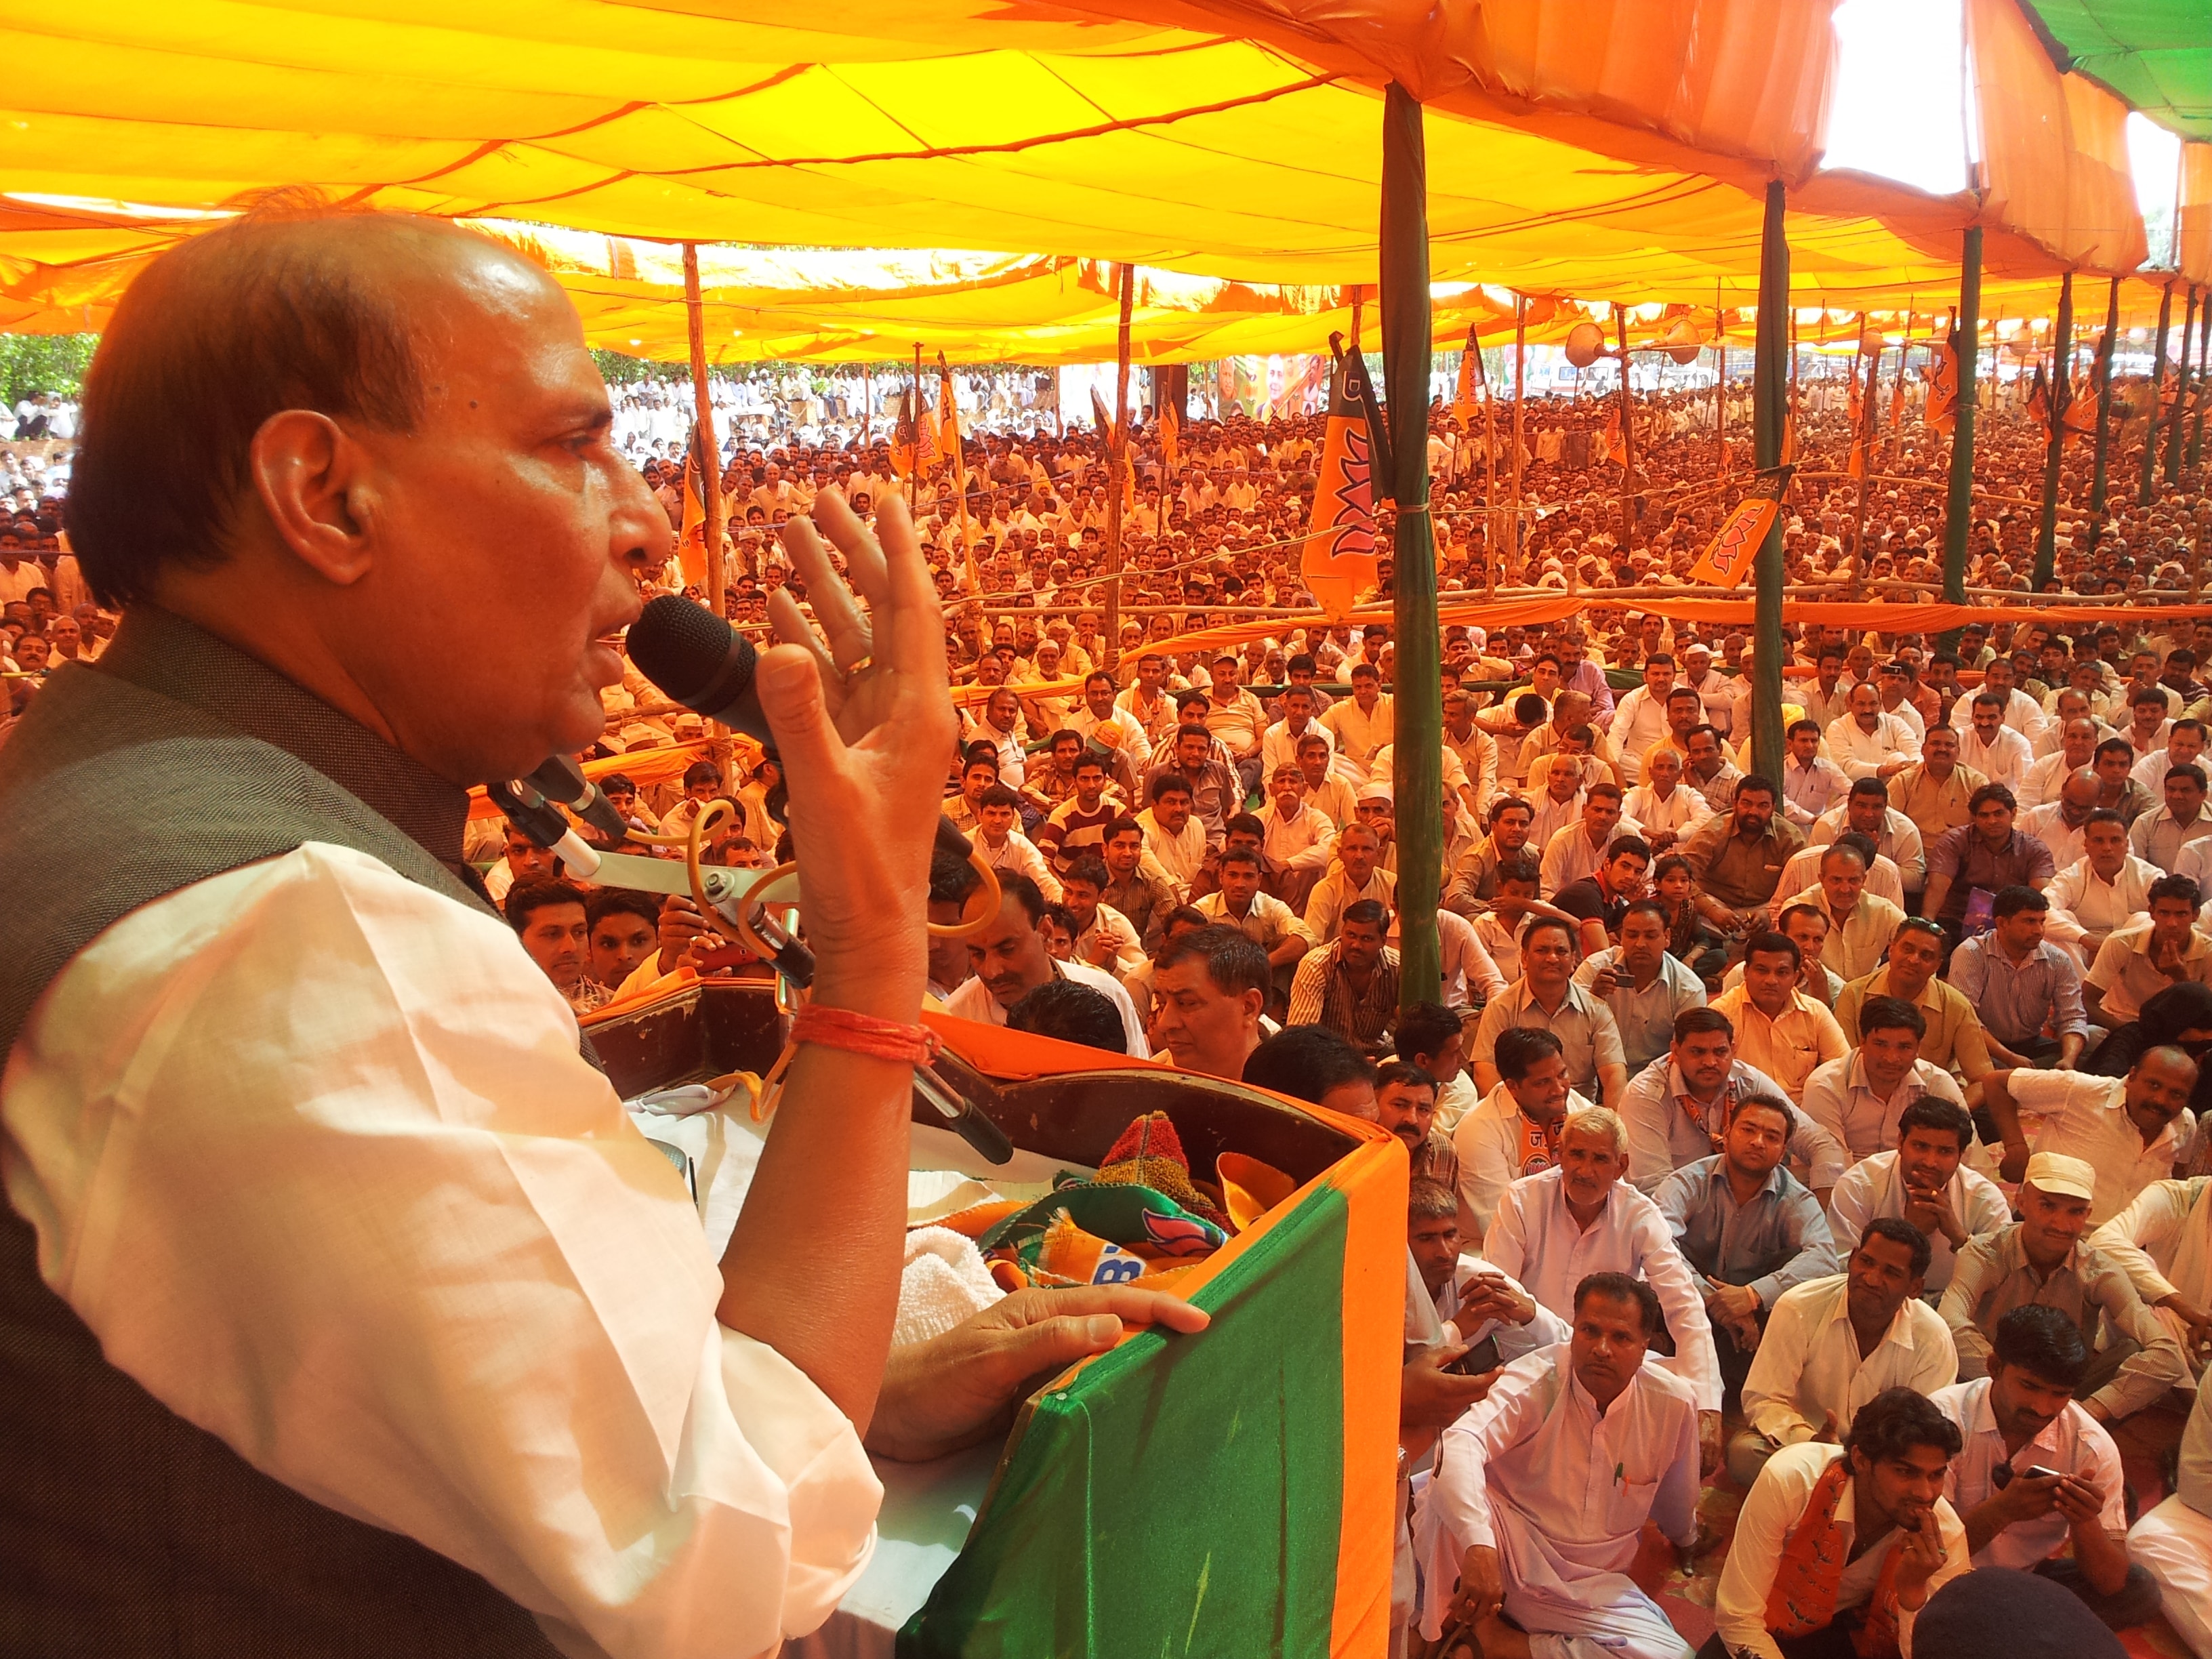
(1888, 310, 1912, 469)
(1105, 261, 1134, 675)
(1846, 321, 1879, 599)
(1511, 294, 1528, 579)
(680, 242, 726, 615)
(909, 342, 922, 521)
(1614, 306, 1637, 554)
(2091, 277, 2120, 536)
(2192, 288, 2210, 470)
(1750, 180, 1790, 786)
(2168, 283, 2198, 485)
(1380, 81, 1441, 1008)
(2141, 279, 2174, 507)
(1941, 226, 1982, 619)
(1714, 282, 1727, 480)
(1477, 329, 1500, 600)
(2033, 270, 2074, 588)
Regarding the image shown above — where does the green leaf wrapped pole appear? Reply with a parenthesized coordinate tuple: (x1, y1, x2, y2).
(1380, 81, 1441, 1009)
(2034, 270, 2072, 590)
(2142, 279, 2172, 508)
(1750, 180, 1790, 787)
(1942, 226, 1982, 615)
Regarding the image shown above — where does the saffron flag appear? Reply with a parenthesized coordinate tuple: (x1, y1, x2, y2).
(1090, 387, 1118, 446)
(1603, 400, 1622, 459)
(2026, 365, 2053, 441)
(889, 387, 918, 479)
(937, 352, 964, 478)
(1452, 332, 1480, 434)
(1685, 488, 1782, 589)
(1301, 353, 1378, 619)
(1159, 403, 1180, 474)
(1924, 337, 1959, 438)
(2062, 373, 2096, 445)
(675, 424, 710, 590)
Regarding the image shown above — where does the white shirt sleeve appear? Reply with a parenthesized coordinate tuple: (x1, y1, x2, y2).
(0, 845, 880, 1659)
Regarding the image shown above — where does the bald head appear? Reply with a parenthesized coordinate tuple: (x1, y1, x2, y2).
(69, 204, 664, 783)
(2059, 767, 2100, 813)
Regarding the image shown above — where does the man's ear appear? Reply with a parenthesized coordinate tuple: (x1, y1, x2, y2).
(247, 409, 380, 586)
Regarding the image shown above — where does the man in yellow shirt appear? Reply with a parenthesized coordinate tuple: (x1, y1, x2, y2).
(1712, 932, 1850, 1105)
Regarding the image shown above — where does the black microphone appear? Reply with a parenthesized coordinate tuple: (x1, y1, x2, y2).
(523, 754, 629, 842)
(629, 593, 977, 872)
(627, 594, 773, 750)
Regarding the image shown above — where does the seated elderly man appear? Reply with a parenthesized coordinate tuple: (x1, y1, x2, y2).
(1481, 1107, 1725, 1467)
(1706, 1389, 1969, 1659)
(1731, 1220, 1958, 1490)
(1830, 1096, 2012, 1296)
(1981, 1048, 2198, 1227)
(1799, 996, 1969, 1164)
(1416, 1275, 1701, 1659)
(1939, 1152, 2188, 1426)
(1619, 1007, 1845, 1199)
(1946, 886, 2093, 1069)
(1655, 1094, 1838, 1403)
(1710, 932, 1850, 1106)
(1469, 915, 1630, 1110)
(2087, 1172, 2212, 1380)
(1931, 1305, 2163, 1631)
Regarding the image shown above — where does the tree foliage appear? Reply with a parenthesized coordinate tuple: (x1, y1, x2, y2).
(0, 334, 98, 407)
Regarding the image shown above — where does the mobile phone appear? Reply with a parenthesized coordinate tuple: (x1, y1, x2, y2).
(2021, 1464, 2066, 1481)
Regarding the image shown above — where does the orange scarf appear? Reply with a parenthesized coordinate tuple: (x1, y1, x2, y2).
(1765, 1457, 1904, 1659)
(1515, 1110, 1560, 1178)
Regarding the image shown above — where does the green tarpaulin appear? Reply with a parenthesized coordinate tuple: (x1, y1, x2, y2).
(2021, 0, 2212, 140)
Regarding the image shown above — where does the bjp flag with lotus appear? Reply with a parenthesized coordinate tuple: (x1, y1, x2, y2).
(1300, 354, 1378, 619)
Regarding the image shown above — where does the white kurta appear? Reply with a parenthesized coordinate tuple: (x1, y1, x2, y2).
(2131, 1380, 2212, 1658)
(1415, 1346, 1699, 1656)
(1481, 1167, 1723, 1410)
(2088, 1175, 2212, 1375)
(0, 844, 881, 1659)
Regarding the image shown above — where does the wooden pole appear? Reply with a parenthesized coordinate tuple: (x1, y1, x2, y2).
(1380, 81, 1441, 1008)
(2091, 276, 2120, 533)
(1845, 316, 1877, 595)
(1105, 262, 1134, 674)
(909, 342, 922, 520)
(680, 243, 726, 616)
(1511, 294, 1528, 578)
(1614, 308, 1637, 552)
(1751, 182, 1790, 785)
(1714, 286, 1727, 480)
(1942, 230, 1982, 622)
(1476, 329, 1500, 600)
(2034, 270, 2074, 588)
(2142, 279, 2174, 507)
(1887, 313, 1912, 468)
(2169, 283, 2198, 485)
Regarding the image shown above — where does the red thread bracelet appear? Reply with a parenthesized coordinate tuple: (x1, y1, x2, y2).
(789, 1003, 941, 1066)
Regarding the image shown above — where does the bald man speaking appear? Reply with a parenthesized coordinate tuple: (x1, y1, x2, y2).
(0, 207, 1196, 1656)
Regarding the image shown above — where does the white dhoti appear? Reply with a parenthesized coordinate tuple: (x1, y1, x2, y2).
(2130, 1494, 2212, 1659)
(1416, 1494, 1689, 1659)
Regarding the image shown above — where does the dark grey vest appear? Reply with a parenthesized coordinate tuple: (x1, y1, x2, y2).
(0, 607, 560, 1656)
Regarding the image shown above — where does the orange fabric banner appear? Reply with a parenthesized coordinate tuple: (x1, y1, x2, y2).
(1301, 353, 1379, 620)
(1685, 494, 1780, 588)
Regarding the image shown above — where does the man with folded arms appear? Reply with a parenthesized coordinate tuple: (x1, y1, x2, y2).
(1940, 1153, 2187, 1425)
(1706, 1389, 1969, 1659)
(1418, 1275, 1701, 1659)
(2087, 1172, 2212, 1381)
(1829, 1096, 2011, 1296)
(1481, 1106, 1725, 1470)
(1930, 1305, 2160, 1629)
(1730, 1221, 1957, 1490)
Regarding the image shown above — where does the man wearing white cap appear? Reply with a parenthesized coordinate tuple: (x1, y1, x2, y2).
(1980, 1048, 2200, 1227)
(1938, 1151, 2187, 1425)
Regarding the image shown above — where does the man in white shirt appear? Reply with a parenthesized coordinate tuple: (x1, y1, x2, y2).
(1479, 1107, 1725, 1460)
(1830, 1095, 2011, 1294)
(943, 874, 1150, 1055)
(1452, 1027, 1593, 1241)
(1730, 1221, 1957, 1488)
(2127, 1372, 2212, 1658)
(1825, 682, 1921, 782)
(2018, 766, 2102, 872)
(1711, 1390, 1968, 1659)
(2020, 715, 2102, 807)
(968, 783, 1063, 901)
(1610, 655, 1679, 787)
(0, 212, 1210, 1658)
(1067, 670, 1153, 775)
(1950, 655, 2051, 744)
(2045, 808, 2163, 966)
(1134, 774, 1208, 901)
(1982, 1054, 2199, 1227)
(1931, 1305, 2158, 1627)
(1957, 691, 2034, 792)
(2136, 717, 2211, 795)
(1415, 1275, 1701, 1659)
(1780, 718, 1851, 827)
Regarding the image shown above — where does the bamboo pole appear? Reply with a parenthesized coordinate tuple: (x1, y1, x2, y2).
(1614, 308, 1637, 552)
(1845, 317, 1878, 596)
(1511, 295, 1528, 579)
(2169, 284, 2198, 485)
(2091, 277, 2120, 535)
(1105, 262, 1134, 674)
(1751, 182, 1790, 785)
(908, 342, 922, 520)
(2034, 271, 2074, 588)
(1380, 81, 1442, 1008)
(680, 243, 726, 615)
(1942, 228, 1982, 614)
(1887, 314, 1912, 468)
(1475, 329, 1500, 601)
(2193, 290, 2210, 470)
(2142, 279, 2174, 507)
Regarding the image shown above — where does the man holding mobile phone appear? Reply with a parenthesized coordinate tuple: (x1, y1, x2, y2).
(1929, 1305, 2160, 1628)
